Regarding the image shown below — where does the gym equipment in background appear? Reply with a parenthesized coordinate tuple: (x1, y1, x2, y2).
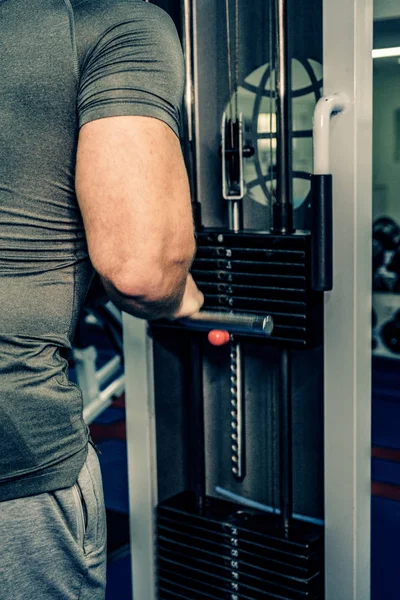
(372, 293, 400, 359)
(372, 217, 400, 292)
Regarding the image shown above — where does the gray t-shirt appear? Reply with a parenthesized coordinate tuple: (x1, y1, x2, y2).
(0, 0, 184, 501)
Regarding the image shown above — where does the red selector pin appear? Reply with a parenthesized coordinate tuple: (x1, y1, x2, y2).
(208, 330, 230, 346)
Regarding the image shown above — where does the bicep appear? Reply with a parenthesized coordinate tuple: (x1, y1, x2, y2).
(75, 115, 194, 284)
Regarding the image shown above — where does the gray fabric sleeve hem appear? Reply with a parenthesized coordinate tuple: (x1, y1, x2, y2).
(79, 103, 180, 138)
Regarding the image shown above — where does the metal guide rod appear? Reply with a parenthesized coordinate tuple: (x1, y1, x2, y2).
(182, 0, 194, 145)
(224, 0, 245, 482)
(181, 0, 201, 227)
(275, 0, 293, 532)
(222, 0, 246, 479)
(279, 347, 292, 535)
(189, 337, 206, 512)
(273, 0, 293, 234)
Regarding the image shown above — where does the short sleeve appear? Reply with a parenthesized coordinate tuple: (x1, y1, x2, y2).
(76, 1, 184, 136)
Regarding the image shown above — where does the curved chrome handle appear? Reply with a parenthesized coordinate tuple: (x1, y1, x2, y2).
(313, 93, 349, 175)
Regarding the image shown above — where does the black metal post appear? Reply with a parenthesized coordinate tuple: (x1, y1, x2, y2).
(273, 0, 294, 234)
(181, 0, 202, 230)
(272, 0, 294, 536)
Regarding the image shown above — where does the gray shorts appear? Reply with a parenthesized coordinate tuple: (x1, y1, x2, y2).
(0, 444, 107, 600)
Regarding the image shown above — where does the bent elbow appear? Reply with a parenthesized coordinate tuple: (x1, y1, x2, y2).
(102, 259, 188, 307)
(95, 234, 195, 317)
(110, 268, 169, 303)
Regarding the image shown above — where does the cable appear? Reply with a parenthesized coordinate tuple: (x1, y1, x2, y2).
(269, 0, 275, 202)
(225, 0, 234, 145)
(226, 0, 240, 137)
(234, 0, 239, 121)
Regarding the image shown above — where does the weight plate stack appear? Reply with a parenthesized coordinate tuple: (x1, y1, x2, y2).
(157, 491, 324, 600)
(191, 230, 323, 348)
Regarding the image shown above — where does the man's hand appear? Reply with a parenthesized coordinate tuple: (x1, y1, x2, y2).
(173, 274, 204, 319)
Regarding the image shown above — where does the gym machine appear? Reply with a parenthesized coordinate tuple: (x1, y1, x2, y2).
(151, 0, 348, 598)
(123, 0, 372, 598)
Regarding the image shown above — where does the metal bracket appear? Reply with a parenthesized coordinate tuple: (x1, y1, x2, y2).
(221, 111, 245, 201)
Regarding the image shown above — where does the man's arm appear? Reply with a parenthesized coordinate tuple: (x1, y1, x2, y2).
(76, 115, 203, 320)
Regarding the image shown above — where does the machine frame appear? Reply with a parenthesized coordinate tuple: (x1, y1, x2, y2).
(123, 0, 373, 597)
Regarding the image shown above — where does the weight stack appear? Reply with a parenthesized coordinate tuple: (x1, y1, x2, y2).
(156, 491, 324, 600)
(191, 230, 323, 347)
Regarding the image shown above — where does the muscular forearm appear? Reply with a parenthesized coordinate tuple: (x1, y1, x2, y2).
(76, 116, 205, 319)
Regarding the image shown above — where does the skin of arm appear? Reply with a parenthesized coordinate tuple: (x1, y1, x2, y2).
(76, 115, 202, 320)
